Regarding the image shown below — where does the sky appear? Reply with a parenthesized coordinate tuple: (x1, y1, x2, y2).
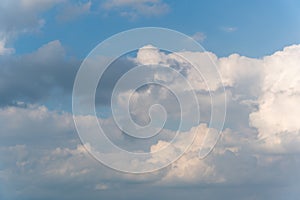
(1, 0, 300, 200)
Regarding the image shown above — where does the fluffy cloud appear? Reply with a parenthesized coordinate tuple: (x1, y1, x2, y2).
(1, 41, 300, 199)
(249, 44, 300, 153)
(0, 104, 74, 147)
(0, 104, 167, 199)
(1, 104, 299, 200)
(134, 44, 300, 144)
(106, 43, 300, 157)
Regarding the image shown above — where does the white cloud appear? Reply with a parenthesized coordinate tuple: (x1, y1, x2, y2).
(128, 43, 300, 155)
(150, 124, 224, 184)
(136, 45, 167, 65)
(135, 45, 224, 91)
(0, 102, 299, 199)
(219, 53, 263, 97)
(0, 104, 73, 146)
(249, 44, 300, 153)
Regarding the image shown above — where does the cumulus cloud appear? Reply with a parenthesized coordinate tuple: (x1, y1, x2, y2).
(249, 44, 300, 153)
(1, 40, 300, 199)
(87, 43, 300, 185)
(0, 103, 167, 199)
(0, 104, 74, 147)
(113, 43, 300, 155)
(136, 45, 167, 65)
(130, 43, 300, 178)
(1, 104, 299, 200)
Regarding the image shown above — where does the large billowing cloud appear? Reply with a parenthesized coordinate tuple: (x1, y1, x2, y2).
(134, 44, 300, 141)
(1, 42, 300, 199)
(1, 104, 299, 200)
(249, 45, 300, 153)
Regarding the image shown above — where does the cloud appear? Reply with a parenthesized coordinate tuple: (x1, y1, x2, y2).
(221, 26, 238, 33)
(249, 44, 300, 153)
(96, 43, 300, 181)
(136, 44, 166, 65)
(112, 43, 300, 154)
(1, 104, 300, 200)
(0, 104, 74, 147)
(102, 0, 170, 19)
(130, 43, 300, 182)
(191, 32, 206, 42)
(0, 0, 92, 49)
(0, 0, 62, 43)
(56, 1, 92, 21)
(135, 45, 224, 91)
(0, 104, 167, 199)
(0, 38, 14, 55)
(0, 40, 78, 106)
(1, 40, 300, 199)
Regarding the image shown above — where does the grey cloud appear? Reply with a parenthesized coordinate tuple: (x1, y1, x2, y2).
(0, 0, 93, 50)
(0, 39, 139, 108)
(0, 40, 78, 106)
(1, 113, 300, 200)
(95, 56, 136, 106)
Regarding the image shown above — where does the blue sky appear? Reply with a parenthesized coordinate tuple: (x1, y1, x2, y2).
(12, 0, 300, 58)
(1, 0, 300, 200)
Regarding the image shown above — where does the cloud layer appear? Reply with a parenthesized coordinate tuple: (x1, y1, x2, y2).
(1, 41, 300, 199)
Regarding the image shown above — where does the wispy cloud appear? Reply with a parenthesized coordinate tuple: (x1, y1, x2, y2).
(0, 38, 14, 55)
(221, 26, 238, 33)
(102, 0, 170, 19)
(191, 32, 206, 42)
(56, 1, 92, 22)
(0, 0, 92, 52)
